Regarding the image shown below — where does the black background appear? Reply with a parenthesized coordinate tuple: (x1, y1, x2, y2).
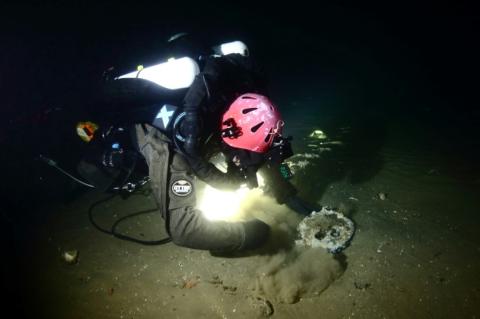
(1, 1, 479, 314)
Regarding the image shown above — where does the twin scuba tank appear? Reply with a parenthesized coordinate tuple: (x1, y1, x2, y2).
(113, 40, 249, 143)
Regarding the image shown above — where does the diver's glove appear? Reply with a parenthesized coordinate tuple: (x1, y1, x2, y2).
(226, 149, 264, 189)
(242, 166, 259, 189)
(229, 164, 259, 189)
(285, 196, 321, 216)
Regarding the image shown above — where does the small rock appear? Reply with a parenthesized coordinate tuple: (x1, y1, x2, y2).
(354, 281, 371, 290)
(207, 275, 223, 285)
(222, 285, 237, 293)
(262, 299, 274, 317)
(251, 297, 274, 317)
(377, 192, 387, 200)
(62, 250, 79, 265)
(182, 277, 199, 289)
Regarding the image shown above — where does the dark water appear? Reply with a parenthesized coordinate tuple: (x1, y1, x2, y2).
(2, 2, 479, 317)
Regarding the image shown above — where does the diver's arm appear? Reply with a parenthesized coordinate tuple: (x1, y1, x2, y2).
(285, 196, 321, 216)
(259, 164, 298, 204)
(180, 57, 242, 187)
(180, 58, 218, 157)
(260, 163, 320, 215)
(185, 156, 244, 191)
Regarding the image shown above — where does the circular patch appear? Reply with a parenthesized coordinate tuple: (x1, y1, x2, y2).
(171, 179, 193, 197)
(295, 207, 355, 254)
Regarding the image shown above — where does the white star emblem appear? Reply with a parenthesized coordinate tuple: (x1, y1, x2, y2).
(156, 105, 174, 128)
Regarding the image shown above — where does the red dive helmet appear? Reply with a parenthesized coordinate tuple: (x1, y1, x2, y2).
(221, 93, 283, 153)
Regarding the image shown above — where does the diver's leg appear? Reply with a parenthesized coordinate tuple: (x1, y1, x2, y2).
(135, 124, 170, 217)
(135, 124, 269, 252)
(168, 206, 270, 252)
(167, 152, 270, 252)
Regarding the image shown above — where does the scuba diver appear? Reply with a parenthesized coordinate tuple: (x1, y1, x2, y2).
(76, 33, 318, 253)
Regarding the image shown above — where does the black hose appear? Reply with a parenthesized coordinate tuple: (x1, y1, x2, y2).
(87, 191, 171, 246)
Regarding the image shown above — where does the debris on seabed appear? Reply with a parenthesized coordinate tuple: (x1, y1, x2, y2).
(182, 276, 200, 289)
(309, 129, 327, 140)
(377, 192, 387, 201)
(250, 296, 274, 317)
(62, 250, 79, 265)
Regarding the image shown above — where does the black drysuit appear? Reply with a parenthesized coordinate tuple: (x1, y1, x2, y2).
(104, 53, 297, 252)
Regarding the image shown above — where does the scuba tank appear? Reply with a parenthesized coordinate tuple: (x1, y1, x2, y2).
(101, 37, 253, 161)
(78, 56, 202, 192)
(107, 56, 201, 144)
(116, 57, 200, 90)
(110, 37, 250, 146)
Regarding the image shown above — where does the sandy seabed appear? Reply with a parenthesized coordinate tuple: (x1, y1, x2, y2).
(22, 120, 480, 319)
